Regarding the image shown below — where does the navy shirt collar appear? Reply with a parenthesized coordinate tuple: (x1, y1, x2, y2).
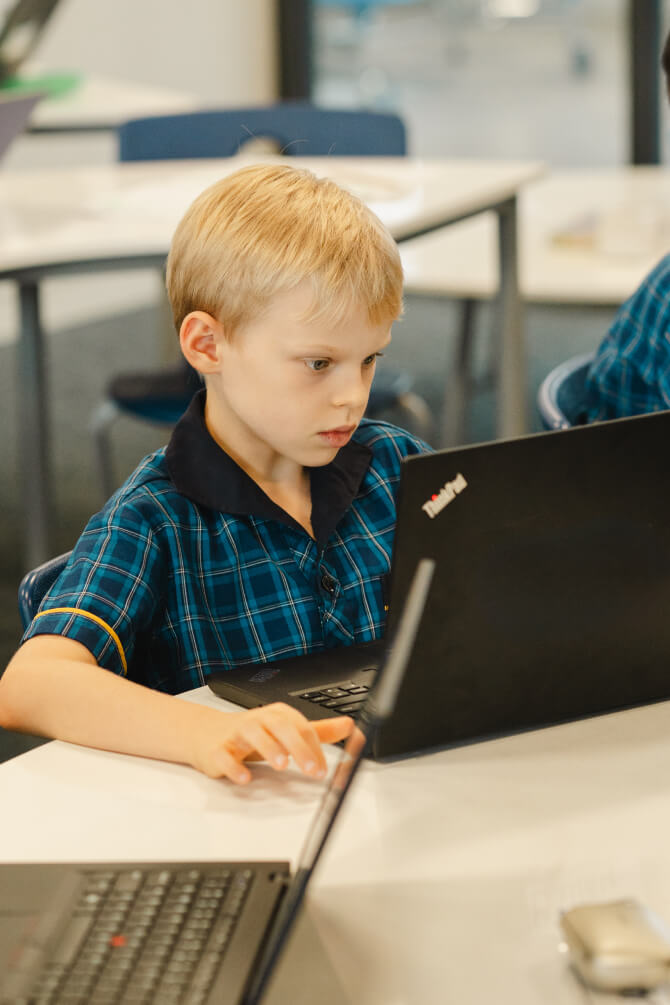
(165, 390, 372, 545)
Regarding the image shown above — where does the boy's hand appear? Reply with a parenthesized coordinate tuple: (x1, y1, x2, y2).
(191, 703, 354, 784)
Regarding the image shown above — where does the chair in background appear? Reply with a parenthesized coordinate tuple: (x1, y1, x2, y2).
(91, 103, 432, 500)
(18, 551, 71, 630)
(117, 104, 407, 160)
(536, 351, 594, 431)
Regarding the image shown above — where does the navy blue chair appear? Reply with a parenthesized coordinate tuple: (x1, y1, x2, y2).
(118, 104, 407, 160)
(536, 351, 595, 431)
(91, 103, 431, 499)
(18, 551, 71, 630)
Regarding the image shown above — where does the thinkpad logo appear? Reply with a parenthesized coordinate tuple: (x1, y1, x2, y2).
(248, 668, 281, 684)
(422, 473, 467, 519)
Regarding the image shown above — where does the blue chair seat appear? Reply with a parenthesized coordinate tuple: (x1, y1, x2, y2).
(536, 351, 595, 431)
(18, 551, 71, 629)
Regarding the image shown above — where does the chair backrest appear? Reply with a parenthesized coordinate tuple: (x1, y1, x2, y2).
(118, 103, 407, 162)
(18, 550, 71, 630)
(536, 351, 595, 431)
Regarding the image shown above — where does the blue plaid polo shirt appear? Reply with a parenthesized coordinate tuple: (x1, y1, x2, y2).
(585, 253, 670, 422)
(23, 391, 429, 694)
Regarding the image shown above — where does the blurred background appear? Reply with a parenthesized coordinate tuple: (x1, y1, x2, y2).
(0, 0, 668, 755)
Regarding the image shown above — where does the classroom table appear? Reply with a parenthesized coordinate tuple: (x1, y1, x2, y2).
(401, 166, 670, 307)
(0, 154, 542, 569)
(6, 67, 201, 133)
(2, 685, 670, 1004)
(399, 165, 670, 446)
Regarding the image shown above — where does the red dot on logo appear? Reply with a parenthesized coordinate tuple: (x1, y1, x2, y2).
(431, 494, 438, 501)
(110, 935, 126, 948)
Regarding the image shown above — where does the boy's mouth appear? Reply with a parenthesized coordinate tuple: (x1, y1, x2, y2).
(318, 426, 355, 447)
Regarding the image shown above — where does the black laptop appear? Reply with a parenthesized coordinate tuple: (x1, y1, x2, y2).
(209, 410, 670, 759)
(0, 560, 434, 1005)
(0, 90, 41, 157)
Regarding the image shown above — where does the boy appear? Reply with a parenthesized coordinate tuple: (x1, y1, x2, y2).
(0, 163, 428, 784)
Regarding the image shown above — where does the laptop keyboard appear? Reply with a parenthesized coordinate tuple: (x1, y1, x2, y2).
(26, 865, 254, 1004)
(292, 675, 374, 716)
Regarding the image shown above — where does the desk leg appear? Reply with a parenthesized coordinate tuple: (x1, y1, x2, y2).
(17, 280, 51, 570)
(496, 196, 527, 438)
(439, 297, 476, 447)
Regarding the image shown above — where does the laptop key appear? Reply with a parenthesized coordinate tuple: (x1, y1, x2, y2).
(337, 702, 366, 714)
(50, 913, 97, 966)
(323, 694, 368, 709)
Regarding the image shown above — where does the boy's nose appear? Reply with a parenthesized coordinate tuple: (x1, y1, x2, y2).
(331, 369, 371, 412)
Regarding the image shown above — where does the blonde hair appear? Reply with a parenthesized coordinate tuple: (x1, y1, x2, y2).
(165, 162, 403, 336)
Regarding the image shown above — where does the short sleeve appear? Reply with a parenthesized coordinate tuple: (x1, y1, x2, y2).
(585, 255, 670, 422)
(22, 498, 164, 677)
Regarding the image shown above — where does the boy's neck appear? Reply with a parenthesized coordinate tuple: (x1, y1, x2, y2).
(204, 396, 314, 538)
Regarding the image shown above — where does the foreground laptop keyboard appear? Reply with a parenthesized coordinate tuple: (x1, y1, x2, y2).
(24, 865, 254, 1004)
(293, 677, 372, 716)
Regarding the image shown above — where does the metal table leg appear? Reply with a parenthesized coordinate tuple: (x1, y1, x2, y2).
(439, 196, 527, 446)
(440, 297, 476, 447)
(496, 195, 527, 439)
(17, 279, 51, 571)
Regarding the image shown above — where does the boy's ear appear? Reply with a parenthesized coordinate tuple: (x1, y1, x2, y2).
(179, 311, 226, 375)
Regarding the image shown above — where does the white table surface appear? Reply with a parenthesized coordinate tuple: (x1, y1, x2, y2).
(0, 155, 541, 271)
(15, 67, 201, 132)
(402, 165, 670, 306)
(3, 686, 670, 1004)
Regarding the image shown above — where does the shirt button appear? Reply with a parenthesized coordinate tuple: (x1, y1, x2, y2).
(320, 572, 337, 594)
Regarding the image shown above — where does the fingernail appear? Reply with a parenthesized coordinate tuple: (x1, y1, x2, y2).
(304, 760, 317, 773)
(274, 754, 287, 768)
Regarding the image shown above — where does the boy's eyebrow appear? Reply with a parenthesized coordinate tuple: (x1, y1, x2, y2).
(293, 334, 393, 354)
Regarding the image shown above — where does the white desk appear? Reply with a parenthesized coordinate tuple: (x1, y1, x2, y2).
(11, 68, 201, 133)
(400, 167, 670, 448)
(0, 155, 542, 568)
(3, 686, 670, 1004)
(402, 166, 670, 306)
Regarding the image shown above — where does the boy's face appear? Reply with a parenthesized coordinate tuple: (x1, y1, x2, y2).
(204, 282, 393, 477)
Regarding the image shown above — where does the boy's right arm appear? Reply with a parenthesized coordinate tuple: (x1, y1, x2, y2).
(0, 636, 352, 784)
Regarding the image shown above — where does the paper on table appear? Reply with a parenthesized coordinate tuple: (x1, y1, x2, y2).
(552, 202, 670, 260)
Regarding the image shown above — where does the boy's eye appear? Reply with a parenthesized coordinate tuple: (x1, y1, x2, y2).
(363, 352, 384, 366)
(305, 359, 330, 372)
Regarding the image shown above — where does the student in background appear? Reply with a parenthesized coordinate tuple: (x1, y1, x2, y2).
(0, 163, 428, 783)
(584, 30, 670, 422)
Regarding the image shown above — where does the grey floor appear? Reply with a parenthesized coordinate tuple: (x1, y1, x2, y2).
(0, 0, 645, 759)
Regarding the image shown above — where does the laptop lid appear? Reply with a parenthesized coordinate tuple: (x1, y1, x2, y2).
(243, 557, 434, 1005)
(0, 89, 40, 157)
(376, 409, 670, 756)
(0, 0, 61, 82)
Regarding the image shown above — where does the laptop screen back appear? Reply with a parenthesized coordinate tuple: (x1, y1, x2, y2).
(0, 90, 40, 157)
(378, 411, 670, 756)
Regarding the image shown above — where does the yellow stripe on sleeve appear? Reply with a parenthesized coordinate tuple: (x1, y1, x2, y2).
(32, 607, 128, 676)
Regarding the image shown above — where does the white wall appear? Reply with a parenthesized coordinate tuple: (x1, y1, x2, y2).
(32, 0, 279, 104)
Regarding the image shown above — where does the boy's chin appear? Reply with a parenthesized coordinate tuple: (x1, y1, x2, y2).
(298, 439, 343, 466)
